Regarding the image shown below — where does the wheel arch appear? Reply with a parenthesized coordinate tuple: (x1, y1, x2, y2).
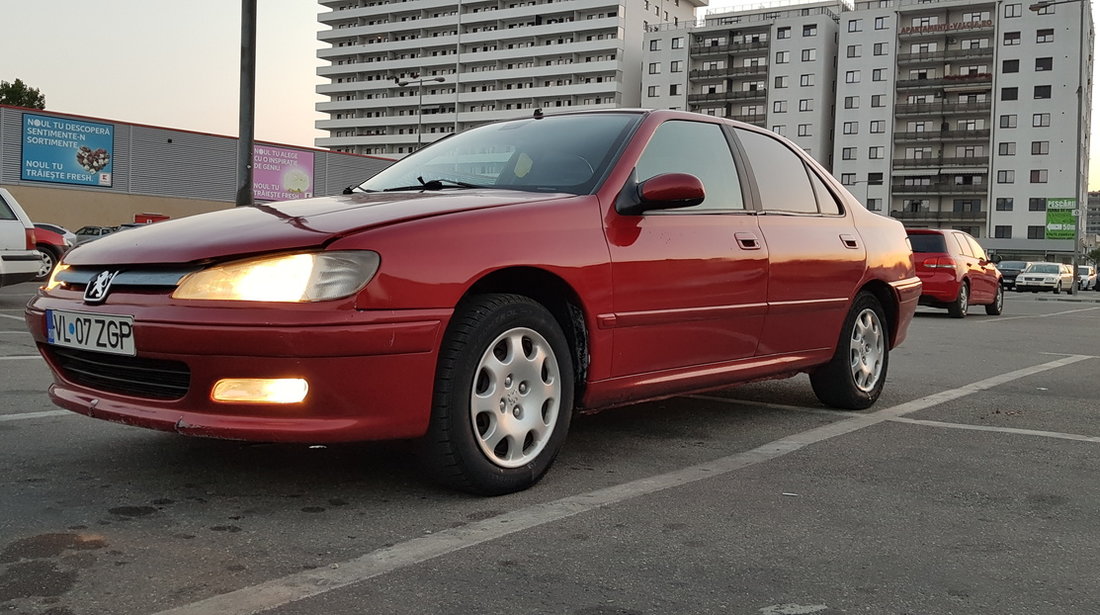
(462, 266, 590, 399)
(858, 280, 900, 348)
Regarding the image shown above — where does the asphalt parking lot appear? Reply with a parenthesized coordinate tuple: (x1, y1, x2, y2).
(2, 281, 1099, 615)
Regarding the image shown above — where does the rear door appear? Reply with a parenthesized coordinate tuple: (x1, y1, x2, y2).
(0, 191, 28, 256)
(956, 232, 997, 303)
(733, 128, 866, 356)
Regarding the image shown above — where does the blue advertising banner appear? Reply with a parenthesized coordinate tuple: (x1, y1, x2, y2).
(21, 114, 114, 187)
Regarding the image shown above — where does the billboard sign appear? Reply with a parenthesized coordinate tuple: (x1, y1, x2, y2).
(21, 114, 114, 187)
(1045, 198, 1076, 240)
(253, 145, 315, 202)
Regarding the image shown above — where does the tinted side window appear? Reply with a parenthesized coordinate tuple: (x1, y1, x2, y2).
(635, 121, 745, 211)
(807, 166, 842, 215)
(736, 128, 818, 213)
(908, 233, 947, 253)
(964, 235, 986, 260)
(952, 233, 973, 257)
(0, 195, 16, 221)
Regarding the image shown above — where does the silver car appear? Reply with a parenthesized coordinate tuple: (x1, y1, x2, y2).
(1015, 262, 1075, 294)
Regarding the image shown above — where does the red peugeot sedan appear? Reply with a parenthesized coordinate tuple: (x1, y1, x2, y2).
(26, 110, 921, 495)
(907, 229, 1003, 318)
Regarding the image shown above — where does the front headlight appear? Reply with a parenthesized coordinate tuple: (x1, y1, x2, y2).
(173, 251, 380, 302)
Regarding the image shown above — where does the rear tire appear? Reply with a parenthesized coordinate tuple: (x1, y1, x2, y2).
(34, 245, 59, 280)
(985, 285, 1004, 316)
(418, 294, 574, 495)
(811, 292, 889, 410)
(948, 281, 969, 318)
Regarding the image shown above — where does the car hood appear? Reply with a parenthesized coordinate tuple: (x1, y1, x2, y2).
(64, 190, 566, 266)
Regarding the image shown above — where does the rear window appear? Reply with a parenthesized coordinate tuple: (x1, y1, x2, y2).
(0, 195, 16, 221)
(908, 233, 947, 253)
(999, 261, 1028, 269)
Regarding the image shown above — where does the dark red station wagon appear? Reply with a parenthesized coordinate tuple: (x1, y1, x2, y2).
(26, 110, 921, 494)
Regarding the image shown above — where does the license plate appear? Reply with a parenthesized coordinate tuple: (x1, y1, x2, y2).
(46, 309, 136, 356)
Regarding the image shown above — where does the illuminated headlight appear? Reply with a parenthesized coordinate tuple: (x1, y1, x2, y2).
(212, 378, 309, 404)
(173, 251, 380, 302)
(44, 263, 70, 291)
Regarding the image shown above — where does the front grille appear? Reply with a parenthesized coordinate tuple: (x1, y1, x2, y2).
(49, 347, 191, 400)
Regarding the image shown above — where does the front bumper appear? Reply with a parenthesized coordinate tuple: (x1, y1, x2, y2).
(26, 292, 448, 442)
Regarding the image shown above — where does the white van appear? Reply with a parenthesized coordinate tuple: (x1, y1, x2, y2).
(0, 188, 43, 288)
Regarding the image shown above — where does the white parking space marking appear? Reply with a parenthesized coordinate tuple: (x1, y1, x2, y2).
(890, 417, 1100, 444)
(0, 313, 26, 322)
(0, 356, 42, 361)
(0, 410, 70, 422)
(686, 394, 852, 418)
(153, 354, 1093, 615)
(978, 306, 1100, 323)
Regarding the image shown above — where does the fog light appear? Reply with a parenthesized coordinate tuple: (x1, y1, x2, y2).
(211, 378, 309, 404)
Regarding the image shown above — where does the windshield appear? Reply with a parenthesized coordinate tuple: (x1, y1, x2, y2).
(355, 113, 641, 195)
(1026, 264, 1061, 274)
(907, 233, 947, 253)
(1079, 267, 1093, 275)
(998, 261, 1028, 269)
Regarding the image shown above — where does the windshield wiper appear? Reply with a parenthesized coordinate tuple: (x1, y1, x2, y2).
(382, 177, 487, 192)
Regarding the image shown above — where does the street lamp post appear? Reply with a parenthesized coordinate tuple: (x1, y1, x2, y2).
(396, 75, 446, 150)
(1030, 0, 1088, 294)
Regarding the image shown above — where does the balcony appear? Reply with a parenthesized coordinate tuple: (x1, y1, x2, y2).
(890, 210, 986, 221)
(898, 19, 995, 38)
(896, 73, 992, 90)
(689, 40, 770, 56)
(896, 47, 995, 65)
(893, 129, 991, 142)
(688, 88, 768, 103)
(894, 101, 992, 116)
(730, 113, 767, 126)
(892, 183, 988, 195)
(892, 156, 990, 169)
(688, 65, 768, 81)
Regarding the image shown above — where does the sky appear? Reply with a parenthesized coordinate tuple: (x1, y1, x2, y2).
(2, 0, 1098, 187)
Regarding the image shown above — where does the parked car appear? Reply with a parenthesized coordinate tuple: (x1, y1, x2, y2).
(73, 225, 117, 245)
(34, 223, 77, 246)
(1015, 262, 1075, 293)
(1077, 265, 1097, 291)
(32, 225, 72, 280)
(26, 110, 922, 495)
(995, 260, 1033, 290)
(906, 228, 1003, 318)
(0, 188, 43, 288)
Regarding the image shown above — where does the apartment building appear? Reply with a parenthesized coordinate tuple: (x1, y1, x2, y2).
(832, 0, 1093, 258)
(316, 0, 704, 156)
(642, 1, 842, 165)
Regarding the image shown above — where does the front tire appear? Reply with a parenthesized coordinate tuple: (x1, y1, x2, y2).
(985, 285, 1004, 316)
(948, 281, 969, 318)
(34, 245, 59, 280)
(1054, 282, 1062, 295)
(811, 292, 889, 410)
(419, 294, 574, 495)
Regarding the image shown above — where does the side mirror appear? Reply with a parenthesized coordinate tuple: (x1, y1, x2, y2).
(342, 185, 355, 195)
(616, 171, 706, 215)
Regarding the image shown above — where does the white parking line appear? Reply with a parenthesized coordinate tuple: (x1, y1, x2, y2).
(978, 306, 1100, 323)
(0, 356, 42, 361)
(0, 313, 26, 322)
(0, 410, 70, 423)
(889, 417, 1100, 444)
(153, 353, 1093, 615)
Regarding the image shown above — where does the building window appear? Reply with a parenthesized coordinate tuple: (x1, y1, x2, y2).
(997, 170, 1015, 183)
(1004, 31, 1021, 45)
(1037, 29, 1054, 43)
(797, 124, 811, 137)
(801, 49, 817, 61)
(842, 147, 856, 160)
(848, 19, 862, 32)
(1003, 59, 1019, 73)
(841, 173, 856, 184)
(845, 70, 861, 83)
(995, 225, 1012, 238)
(847, 45, 862, 58)
(844, 96, 860, 109)
(1000, 114, 1018, 128)
(669, 84, 680, 96)
(1033, 113, 1051, 127)
(670, 60, 683, 72)
(777, 27, 791, 39)
(1035, 3, 1056, 14)
(870, 120, 885, 133)
(1001, 87, 1018, 101)
(649, 39, 660, 51)
(1032, 141, 1050, 155)
(1029, 197, 1047, 211)
(1035, 57, 1053, 71)
(800, 74, 814, 87)
(803, 24, 817, 36)
(771, 125, 786, 136)
(843, 121, 858, 135)
(1030, 169, 1048, 183)
(775, 75, 789, 88)
(871, 94, 885, 108)
(799, 99, 813, 112)
(648, 62, 660, 74)
(1034, 85, 1051, 99)
(996, 198, 1014, 211)
(776, 50, 790, 63)
(672, 37, 683, 49)
(1005, 3, 1022, 18)
(774, 100, 788, 113)
(1027, 225, 1045, 239)
(869, 146, 884, 159)
(647, 85, 658, 97)
(872, 69, 886, 81)
(875, 16, 888, 30)
(999, 142, 1016, 155)
(874, 42, 888, 56)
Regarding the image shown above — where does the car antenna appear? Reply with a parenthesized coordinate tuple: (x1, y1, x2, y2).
(533, 108, 544, 119)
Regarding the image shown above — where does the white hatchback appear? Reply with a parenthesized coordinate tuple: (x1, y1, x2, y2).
(0, 188, 43, 288)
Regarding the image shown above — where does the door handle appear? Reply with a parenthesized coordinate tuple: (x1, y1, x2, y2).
(735, 232, 761, 250)
(840, 234, 860, 249)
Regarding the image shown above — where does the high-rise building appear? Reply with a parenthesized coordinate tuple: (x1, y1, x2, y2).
(316, 0, 704, 157)
(643, 0, 1093, 258)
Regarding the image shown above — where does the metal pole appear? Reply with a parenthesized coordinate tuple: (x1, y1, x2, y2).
(1070, 0, 1085, 294)
(235, 0, 257, 207)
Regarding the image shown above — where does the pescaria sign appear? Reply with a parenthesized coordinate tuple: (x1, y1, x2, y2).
(1045, 198, 1076, 240)
(21, 114, 114, 187)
